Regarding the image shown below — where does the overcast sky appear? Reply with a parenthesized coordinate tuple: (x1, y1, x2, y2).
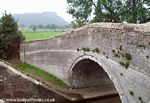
(0, 0, 73, 22)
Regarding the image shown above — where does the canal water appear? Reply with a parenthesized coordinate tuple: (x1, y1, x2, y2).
(73, 95, 121, 103)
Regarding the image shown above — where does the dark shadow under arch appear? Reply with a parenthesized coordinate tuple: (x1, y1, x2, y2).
(71, 59, 115, 89)
(70, 58, 122, 103)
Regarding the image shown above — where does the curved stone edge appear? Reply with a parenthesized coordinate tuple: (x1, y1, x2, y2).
(0, 59, 82, 101)
(83, 22, 150, 32)
(0, 59, 42, 85)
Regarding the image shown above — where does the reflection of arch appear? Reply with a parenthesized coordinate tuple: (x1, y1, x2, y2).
(69, 55, 122, 101)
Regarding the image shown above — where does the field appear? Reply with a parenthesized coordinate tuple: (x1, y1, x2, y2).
(20, 28, 71, 41)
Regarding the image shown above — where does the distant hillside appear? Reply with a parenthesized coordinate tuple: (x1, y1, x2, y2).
(13, 12, 69, 27)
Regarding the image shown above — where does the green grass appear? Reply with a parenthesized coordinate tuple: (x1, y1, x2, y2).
(22, 31, 63, 41)
(16, 63, 69, 88)
(20, 28, 72, 41)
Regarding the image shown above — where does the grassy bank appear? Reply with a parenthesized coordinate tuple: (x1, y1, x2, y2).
(16, 63, 69, 88)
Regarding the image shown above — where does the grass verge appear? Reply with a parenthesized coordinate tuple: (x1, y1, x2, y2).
(15, 63, 69, 88)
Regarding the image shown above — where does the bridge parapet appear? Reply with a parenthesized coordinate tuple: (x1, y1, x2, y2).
(20, 22, 150, 52)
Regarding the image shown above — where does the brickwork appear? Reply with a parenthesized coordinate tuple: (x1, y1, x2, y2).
(0, 66, 67, 103)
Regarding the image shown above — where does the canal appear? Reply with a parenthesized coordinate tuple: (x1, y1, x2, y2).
(71, 95, 121, 103)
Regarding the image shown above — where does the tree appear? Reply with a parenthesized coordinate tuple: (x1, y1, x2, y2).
(37, 25, 44, 29)
(67, 0, 150, 25)
(32, 26, 36, 32)
(123, 0, 150, 23)
(0, 12, 25, 59)
(46, 24, 58, 29)
(29, 25, 37, 32)
(51, 24, 58, 29)
(71, 19, 86, 28)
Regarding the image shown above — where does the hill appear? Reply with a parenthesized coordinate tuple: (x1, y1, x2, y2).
(13, 12, 69, 27)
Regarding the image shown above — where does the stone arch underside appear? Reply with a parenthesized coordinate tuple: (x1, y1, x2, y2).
(70, 56, 122, 102)
(71, 59, 115, 89)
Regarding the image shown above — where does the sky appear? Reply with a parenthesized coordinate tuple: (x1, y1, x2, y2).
(0, 0, 73, 22)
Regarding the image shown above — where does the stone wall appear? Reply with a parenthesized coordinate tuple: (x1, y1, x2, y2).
(0, 61, 67, 103)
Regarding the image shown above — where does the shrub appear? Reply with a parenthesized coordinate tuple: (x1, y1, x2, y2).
(119, 45, 123, 51)
(112, 49, 120, 58)
(123, 52, 132, 60)
(112, 50, 115, 53)
(114, 53, 120, 58)
(81, 47, 90, 51)
(0, 12, 24, 59)
(119, 61, 129, 69)
(136, 43, 146, 49)
(92, 47, 100, 53)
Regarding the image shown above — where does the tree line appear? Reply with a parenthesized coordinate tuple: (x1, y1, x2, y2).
(67, 0, 150, 28)
(29, 24, 58, 29)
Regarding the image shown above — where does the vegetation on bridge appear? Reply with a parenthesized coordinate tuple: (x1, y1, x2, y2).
(112, 46, 132, 69)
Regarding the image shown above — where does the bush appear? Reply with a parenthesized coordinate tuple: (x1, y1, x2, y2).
(123, 52, 132, 60)
(112, 50, 115, 53)
(136, 43, 146, 49)
(119, 45, 122, 51)
(119, 61, 129, 69)
(0, 12, 24, 59)
(114, 53, 120, 58)
(81, 47, 90, 51)
(94, 47, 100, 53)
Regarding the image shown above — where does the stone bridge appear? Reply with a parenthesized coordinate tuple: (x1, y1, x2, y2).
(20, 22, 150, 103)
